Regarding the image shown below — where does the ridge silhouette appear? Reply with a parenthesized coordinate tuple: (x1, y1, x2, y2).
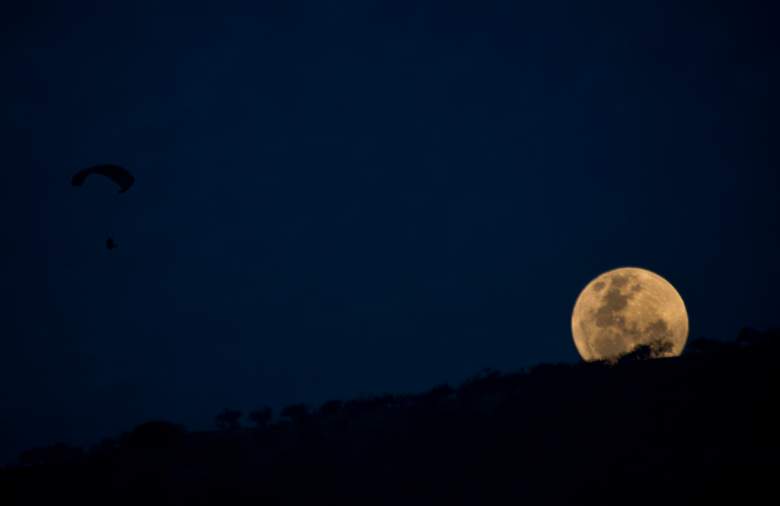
(2, 328, 778, 505)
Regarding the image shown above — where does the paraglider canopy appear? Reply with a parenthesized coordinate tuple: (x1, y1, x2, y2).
(71, 164, 135, 193)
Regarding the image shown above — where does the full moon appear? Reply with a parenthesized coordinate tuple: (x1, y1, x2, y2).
(571, 267, 688, 362)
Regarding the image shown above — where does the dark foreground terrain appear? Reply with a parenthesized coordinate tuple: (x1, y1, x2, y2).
(2, 329, 778, 505)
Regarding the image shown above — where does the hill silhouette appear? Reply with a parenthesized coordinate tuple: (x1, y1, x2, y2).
(2, 328, 778, 505)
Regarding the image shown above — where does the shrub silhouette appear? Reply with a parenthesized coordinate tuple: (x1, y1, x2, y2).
(737, 326, 780, 347)
(424, 384, 454, 401)
(215, 408, 242, 430)
(17, 443, 83, 467)
(319, 400, 343, 416)
(280, 403, 309, 423)
(248, 407, 272, 428)
(123, 420, 186, 449)
(687, 337, 734, 354)
(618, 339, 674, 363)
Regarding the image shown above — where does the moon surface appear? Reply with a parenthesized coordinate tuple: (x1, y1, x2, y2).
(571, 267, 688, 362)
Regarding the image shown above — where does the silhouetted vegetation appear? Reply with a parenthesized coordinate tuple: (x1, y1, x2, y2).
(280, 403, 309, 423)
(2, 328, 778, 505)
(16, 443, 83, 468)
(122, 421, 186, 449)
(318, 400, 343, 416)
(248, 407, 272, 429)
(214, 408, 242, 430)
(617, 338, 674, 362)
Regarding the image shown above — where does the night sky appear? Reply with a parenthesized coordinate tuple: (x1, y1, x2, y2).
(2, 0, 778, 462)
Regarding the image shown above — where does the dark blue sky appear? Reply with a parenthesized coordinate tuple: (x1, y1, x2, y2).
(2, 0, 778, 461)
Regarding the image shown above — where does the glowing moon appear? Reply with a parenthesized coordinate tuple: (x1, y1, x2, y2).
(571, 267, 688, 362)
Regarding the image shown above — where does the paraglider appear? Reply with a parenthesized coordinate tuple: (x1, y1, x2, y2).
(71, 164, 135, 251)
(71, 164, 135, 193)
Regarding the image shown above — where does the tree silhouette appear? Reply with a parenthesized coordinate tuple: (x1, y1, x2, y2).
(425, 384, 454, 400)
(688, 337, 732, 354)
(650, 338, 673, 356)
(319, 400, 343, 416)
(124, 420, 186, 449)
(248, 406, 272, 428)
(737, 327, 780, 347)
(619, 339, 673, 363)
(17, 443, 83, 467)
(280, 403, 309, 423)
(215, 408, 242, 430)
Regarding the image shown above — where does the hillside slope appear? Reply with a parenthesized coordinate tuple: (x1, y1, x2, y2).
(2, 329, 778, 505)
